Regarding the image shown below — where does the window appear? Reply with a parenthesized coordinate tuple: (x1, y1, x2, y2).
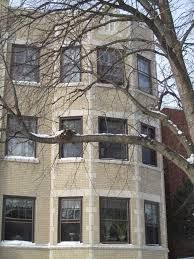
(58, 197, 82, 242)
(59, 117, 82, 158)
(2, 196, 35, 242)
(11, 45, 39, 82)
(141, 123, 157, 166)
(144, 201, 160, 245)
(6, 115, 37, 157)
(61, 46, 81, 83)
(97, 48, 124, 85)
(137, 55, 151, 94)
(100, 197, 130, 243)
(99, 117, 128, 160)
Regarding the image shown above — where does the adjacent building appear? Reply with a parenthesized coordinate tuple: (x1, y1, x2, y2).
(0, 1, 168, 258)
(162, 108, 194, 259)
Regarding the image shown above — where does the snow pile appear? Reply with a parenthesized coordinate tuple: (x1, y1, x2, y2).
(187, 154, 194, 164)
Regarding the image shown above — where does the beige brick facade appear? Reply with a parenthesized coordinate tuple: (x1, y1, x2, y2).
(0, 1, 168, 258)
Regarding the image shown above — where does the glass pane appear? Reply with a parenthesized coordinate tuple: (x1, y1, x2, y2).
(62, 143, 81, 157)
(7, 116, 36, 157)
(100, 143, 127, 160)
(12, 46, 38, 82)
(145, 226, 159, 244)
(138, 73, 151, 93)
(99, 118, 127, 159)
(7, 138, 35, 157)
(101, 199, 128, 220)
(8, 116, 36, 137)
(145, 202, 159, 225)
(142, 147, 156, 166)
(138, 57, 149, 74)
(99, 118, 126, 134)
(4, 221, 32, 241)
(5, 198, 33, 220)
(62, 47, 80, 83)
(61, 118, 82, 157)
(61, 222, 80, 241)
(97, 49, 124, 84)
(61, 119, 81, 133)
(101, 220, 128, 242)
(61, 199, 81, 220)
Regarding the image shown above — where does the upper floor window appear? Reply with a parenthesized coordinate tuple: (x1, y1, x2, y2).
(59, 117, 82, 158)
(11, 45, 39, 82)
(144, 201, 160, 245)
(137, 55, 151, 94)
(97, 48, 124, 85)
(61, 46, 81, 83)
(6, 115, 37, 157)
(58, 197, 82, 242)
(141, 123, 157, 166)
(100, 197, 130, 243)
(99, 117, 128, 160)
(2, 196, 35, 242)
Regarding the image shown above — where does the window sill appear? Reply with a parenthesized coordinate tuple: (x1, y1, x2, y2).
(95, 159, 130, 165)
(57, 82, 84, 87)
(139, 163, 161, 172)
(57, 241, 83, 247)
(142, 245, 164, 250)
(2, 156, 39, 163)
(57, 157, 84, 163)
(12, 80, 40, 87)
(133, 88, 157, 99)
(0, 240, 35, 247)
(95, 82, 124, 89)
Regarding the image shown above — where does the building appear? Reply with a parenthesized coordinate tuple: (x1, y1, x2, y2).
(0, 1, 168, 258)
(162, 108, 194, 259)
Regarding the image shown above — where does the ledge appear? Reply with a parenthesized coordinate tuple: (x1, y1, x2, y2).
(0, 241, 168, 252)
(57, 157, 84, 163)
(57, 82, 84, 87)
(139, 163, 161, 172)
(12, 80, 40, 87)
(94, 159, 130, 165)
(2, 156, 39, 164)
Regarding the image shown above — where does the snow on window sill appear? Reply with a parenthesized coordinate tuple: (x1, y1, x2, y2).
(0, 240, 35, 247)
(2, 156, 39, 163)
(57, 241, 83, 247)
(12, 80, 40, 87)
(95, 159, 130, 165)
(57, 157, 84, 163)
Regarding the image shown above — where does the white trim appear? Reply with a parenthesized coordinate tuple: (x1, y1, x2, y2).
(57, 157, 84, 163)
(2, 156, 39, 164)
(94, 159, 131, 165)
(12, 80, 40, 87)
(0, 242, 168, 251)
